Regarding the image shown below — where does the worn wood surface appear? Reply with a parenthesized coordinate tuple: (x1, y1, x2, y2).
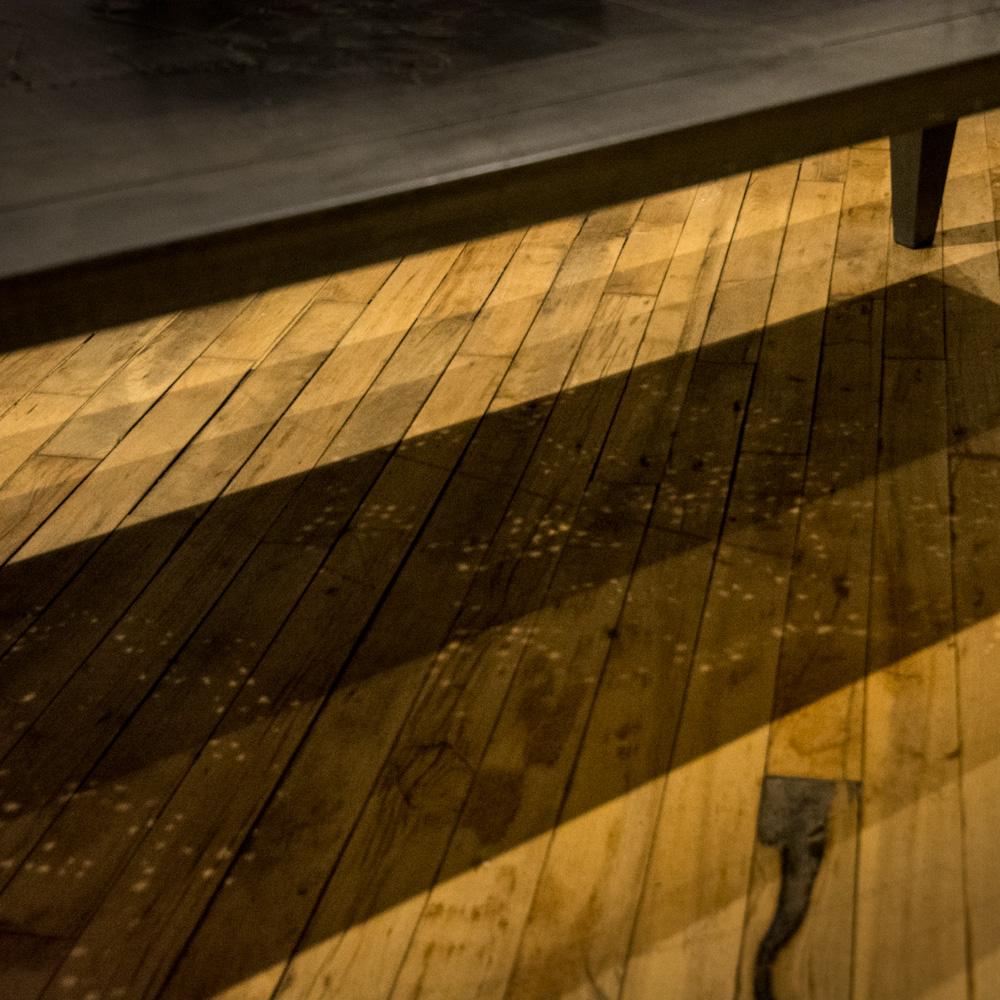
(1, 115, 1000, 999)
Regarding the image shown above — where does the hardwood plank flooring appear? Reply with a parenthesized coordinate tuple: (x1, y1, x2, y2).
(2, 115, 1000, 999)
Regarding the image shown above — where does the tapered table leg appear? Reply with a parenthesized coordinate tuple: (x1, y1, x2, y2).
(889, 121, 957, 249)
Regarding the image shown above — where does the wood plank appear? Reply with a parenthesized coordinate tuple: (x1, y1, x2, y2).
(605, 187, 696, 298)
(258, 488, 586, 1000)
(0, 931, 69, 1000)
(651, 360, 754, 541)
(0, 455, 96, 565)
(34, 214, 625, 1000)
(518, 292, 653, 502)
(0, 298, 367, 768)
(39, 298, 252, 461)
(943, 115, 1000, 456)
(34, 315, 174, 398)
(0, 353, 249, 661)
(765, 340, 878, 783)
(987, 107, 1000, 237)
(741, 176, 844, 455)
(3, 252, 452, 746)
(645, 174, 751, 368)
(394, 219, 583, 475)
(320, 231, 525, 464)
(622, 448, 805, 1000)
(532, 158, 832, 996)
(853, 359, 967, 1000)
(29, 449, 449, 1000)
(217, 246, 463, 496)
(0, 338, 92, 418)
(0, 358, 333, 888)
(598, 173, 750, 484)
(0, 393, 87, 489)
(506, 263, 772, 997)
(504, 525, 714, 1000)
(313, 259, 401, 306)
(949, 119, 1000, 996)
(442, 231, 627, 492)
(255, 298, 369, 374)
(455, 218, 583, 361)
(203, 277, 329, 363)
(150, 225, 634, 1000)
(172, 292, 653, 1000)
(388, 481, 651, 1000)
(884, 210, 943, 360)
(746, 142, 887, 997)
(0, 252, 474, 943)
(17, 352, 246, 549)
(150, 197, 704, 995)
(951, 457, 1000, 995)
(886, 253, 945, 360)
(825, 147, 892, 328)
(482, 231, 627, 411)
(699, 163, 799, 365)
(799, 148, 850, 184)
(45, 465, 497, 1000)
(0, 525, 370, 942)
(0, 234, 519, 921)
(766, 138, 891, 783)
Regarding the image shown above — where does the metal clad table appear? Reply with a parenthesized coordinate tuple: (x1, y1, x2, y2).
(2, 0, 1000, 339)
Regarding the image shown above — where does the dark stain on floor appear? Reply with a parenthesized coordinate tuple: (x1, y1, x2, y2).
(753, 774, 859, 1000)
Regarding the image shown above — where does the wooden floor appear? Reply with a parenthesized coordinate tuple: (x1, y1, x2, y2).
(2, 114, 1000, 1000)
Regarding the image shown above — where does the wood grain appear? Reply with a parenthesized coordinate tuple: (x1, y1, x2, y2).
(0, 119, 998, 1000)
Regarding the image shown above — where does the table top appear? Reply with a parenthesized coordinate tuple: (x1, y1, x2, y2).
(3, 0, 1000, 289)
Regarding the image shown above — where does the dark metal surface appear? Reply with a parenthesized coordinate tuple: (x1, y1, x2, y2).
(3, 0, 1000, 330)
(891, 122, 959, 248)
